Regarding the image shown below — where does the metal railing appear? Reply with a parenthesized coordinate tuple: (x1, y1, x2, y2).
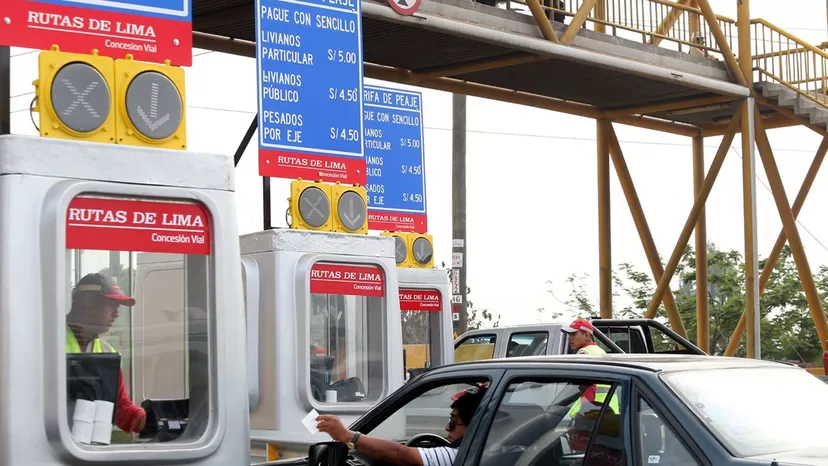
(751, 18, 828, 108)
(503, 0, 736, 58)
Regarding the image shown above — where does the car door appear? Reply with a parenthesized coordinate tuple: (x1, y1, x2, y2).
(459, 366, 632, 466)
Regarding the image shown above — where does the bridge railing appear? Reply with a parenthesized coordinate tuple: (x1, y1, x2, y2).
(751, 18, 828, 108)
(504, 0, 736, 59)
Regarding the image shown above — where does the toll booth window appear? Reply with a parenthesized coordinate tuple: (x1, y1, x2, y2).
(308, 262, 385, 404)
(64, 195, 213, 448)
(400, 289, 442, 379)
(455, 334, 496, 362)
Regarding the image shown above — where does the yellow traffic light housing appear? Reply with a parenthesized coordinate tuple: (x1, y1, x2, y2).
(34, 45, 116, 143)
(114, 55, 187, 150)
(331, 183, 368, 234)
(408, 233, 434, 268)
(381, 231, 411, 267)
(289, 179, 333, 232)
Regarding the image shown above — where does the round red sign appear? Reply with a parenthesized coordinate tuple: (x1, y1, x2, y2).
(388, 0, 421, 16)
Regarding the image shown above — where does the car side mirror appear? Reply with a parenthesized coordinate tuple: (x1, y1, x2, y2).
(308, 441, 348, 466)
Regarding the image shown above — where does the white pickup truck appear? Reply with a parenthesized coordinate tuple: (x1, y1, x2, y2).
(453, 318, 705, 364)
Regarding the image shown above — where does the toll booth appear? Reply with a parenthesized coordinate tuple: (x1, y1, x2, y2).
(398, 268, 454, 380)
(240, 229, 405, 455)
(0, 135, 249, 465)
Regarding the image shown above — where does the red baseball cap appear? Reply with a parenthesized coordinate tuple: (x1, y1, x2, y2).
(73, 273, 136, 307)
(561, 319, 594, 335)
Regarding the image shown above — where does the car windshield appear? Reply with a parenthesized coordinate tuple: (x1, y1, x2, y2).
(662, 366, 828, 458)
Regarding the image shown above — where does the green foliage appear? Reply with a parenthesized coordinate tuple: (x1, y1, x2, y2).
(558, 243, 827, 363)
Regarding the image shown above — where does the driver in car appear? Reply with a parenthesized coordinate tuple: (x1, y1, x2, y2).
(315, 384, 487, 466)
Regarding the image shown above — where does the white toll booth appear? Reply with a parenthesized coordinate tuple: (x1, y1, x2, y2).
(241, 229, 405, 454)
(398, 268, 454, 380)
(0, 135, 249, 465)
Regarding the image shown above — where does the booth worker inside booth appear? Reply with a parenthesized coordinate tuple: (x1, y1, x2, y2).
(66, 273, 147, 434)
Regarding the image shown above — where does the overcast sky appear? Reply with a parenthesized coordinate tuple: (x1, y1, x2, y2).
(8, 0, 828, 327)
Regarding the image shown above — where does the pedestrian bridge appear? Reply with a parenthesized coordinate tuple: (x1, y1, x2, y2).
(192, 0, 828, 138)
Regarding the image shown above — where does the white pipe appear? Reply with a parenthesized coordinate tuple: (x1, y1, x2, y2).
(361, 1, 751, 98)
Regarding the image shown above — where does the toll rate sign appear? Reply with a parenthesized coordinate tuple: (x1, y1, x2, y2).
(255, 0, 366, 184)
(364, 85, 427, 233)
(1, 0, 193, 66)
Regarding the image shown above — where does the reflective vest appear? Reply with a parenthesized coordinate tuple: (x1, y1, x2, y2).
(66, 326, 115, 354)
(569, 342, 620, 416)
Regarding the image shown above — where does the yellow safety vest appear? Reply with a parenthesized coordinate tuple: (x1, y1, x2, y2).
(569, 343, 620, 416)
(65, 326, 115, 354)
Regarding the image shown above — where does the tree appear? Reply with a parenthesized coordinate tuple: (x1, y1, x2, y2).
(557, 243, 827, 363)
(465, 285, 500, 330)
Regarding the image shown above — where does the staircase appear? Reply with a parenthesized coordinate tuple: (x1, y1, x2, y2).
(755, 82, 828, 129)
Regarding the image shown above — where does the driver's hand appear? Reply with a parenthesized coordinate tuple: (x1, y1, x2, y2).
(316, 415, 353, 443)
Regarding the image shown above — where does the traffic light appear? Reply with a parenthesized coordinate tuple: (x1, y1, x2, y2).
(331, 182, 368, 234)
(114, 55, 186, 149)
(34, 46, 116, 143)
(381, 231, 410, 267)
(288, 179, 333, 232)
(408, 233, 434, 268)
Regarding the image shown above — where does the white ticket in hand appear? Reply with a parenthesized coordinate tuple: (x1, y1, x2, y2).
(301, 409, 320, 435)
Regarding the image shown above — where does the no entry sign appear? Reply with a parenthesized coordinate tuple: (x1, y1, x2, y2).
(387, 0, 422, 16)
(0, 0, 193, 66)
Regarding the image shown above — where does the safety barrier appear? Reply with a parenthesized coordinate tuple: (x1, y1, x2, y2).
(751, 18, 828, 109)
(502, 0, 736, 58)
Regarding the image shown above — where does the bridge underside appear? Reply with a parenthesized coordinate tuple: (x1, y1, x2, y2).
(192, 0, 806, 137)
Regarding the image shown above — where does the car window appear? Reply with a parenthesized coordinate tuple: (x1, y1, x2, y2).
(371, 379, 490, 442)
(455, 334, 496, 362)
(637, 398, 699, 465)
(479, 378, 625, 466)
(506, 332, 548, 357)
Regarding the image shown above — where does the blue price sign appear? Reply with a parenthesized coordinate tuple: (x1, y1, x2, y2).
(364, 85, 428, 233)
(255, 0, 365, 184)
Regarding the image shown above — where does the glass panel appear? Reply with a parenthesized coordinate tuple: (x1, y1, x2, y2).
(637, 398, 699, 465)
(402, 311, 440, 378)
(372, 380, 490, 442)
(64, 194, 212, 447)
(506, 332, 548, 357)
(308, 263, 385, 404)
(480, 379, 625, 466)
(663, 367, 828, 457)
(455, 334, 496, 362)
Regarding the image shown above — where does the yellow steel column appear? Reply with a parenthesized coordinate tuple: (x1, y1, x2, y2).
(754, 110, 828, 352)
(594, 0, 606, 34)
(693, 135, 709, 353)
(598, 118, 612, 318)
(724, 137, 828, 356)
(738, 0, 760, 359)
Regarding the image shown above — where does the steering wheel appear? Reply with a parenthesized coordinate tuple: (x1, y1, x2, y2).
(405, 433, 451, 447)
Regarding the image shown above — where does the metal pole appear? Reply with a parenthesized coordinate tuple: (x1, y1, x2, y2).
(693, 135, 709, 353)
(452, 93, 468, 334)
(1, 46, 10, 135)
(597, 118, 612, 319)
(235, 114, 258, 167)
(263, 177, 272, 231)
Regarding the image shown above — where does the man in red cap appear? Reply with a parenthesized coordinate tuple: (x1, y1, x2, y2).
(67, 273, 147, 435)
(561, 319, 606, 355)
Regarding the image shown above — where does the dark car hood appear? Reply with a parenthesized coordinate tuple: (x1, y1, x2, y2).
(748, 447, 828, 465)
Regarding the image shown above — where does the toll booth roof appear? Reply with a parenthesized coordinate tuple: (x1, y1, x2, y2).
(0, 135, 234, 192)
(240, 229, 396, 258)
(193, 0, 748, 122)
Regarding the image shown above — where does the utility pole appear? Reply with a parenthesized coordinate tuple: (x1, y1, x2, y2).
(452, 93, 468, 335)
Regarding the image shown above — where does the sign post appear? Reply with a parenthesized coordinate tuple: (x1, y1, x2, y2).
(1, 0, 193, 66)
(255, 0, 366, 184)
(363, 85, 427, 233)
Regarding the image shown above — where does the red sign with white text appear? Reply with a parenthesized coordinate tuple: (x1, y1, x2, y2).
(1, 0, 193, 66)
(399, 289, 442, 312)
(310, 263, 384, 297)
(368, 212, 428, 234)
(66, 196, 210, 255)
(259, 150, 367, 185)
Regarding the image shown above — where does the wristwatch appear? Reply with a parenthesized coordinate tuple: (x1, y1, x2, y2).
(346, 432, 361, 450)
